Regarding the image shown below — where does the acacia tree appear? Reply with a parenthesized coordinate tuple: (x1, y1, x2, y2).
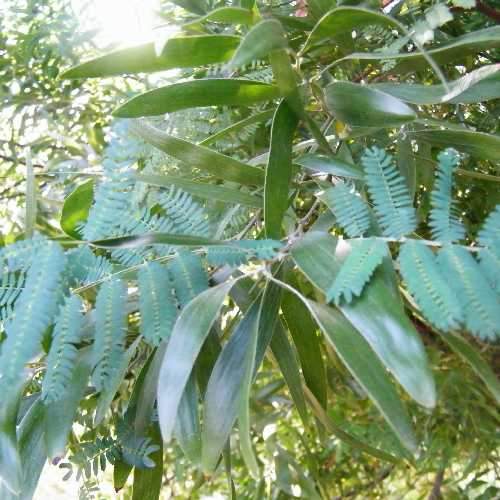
(0, 0, 499, 498)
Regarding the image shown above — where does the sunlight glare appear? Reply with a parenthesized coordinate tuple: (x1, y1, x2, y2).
(72, 0, 161, 47)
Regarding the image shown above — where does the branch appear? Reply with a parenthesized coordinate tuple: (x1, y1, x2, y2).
(428, 469, 445, 500)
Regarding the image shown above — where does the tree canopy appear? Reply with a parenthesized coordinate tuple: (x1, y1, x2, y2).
(0, 0, 499, 498)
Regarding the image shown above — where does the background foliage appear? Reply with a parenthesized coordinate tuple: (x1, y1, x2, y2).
(1, 0, 499, 498)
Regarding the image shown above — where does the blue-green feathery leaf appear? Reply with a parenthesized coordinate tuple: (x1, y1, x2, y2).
(0, 272, 24, 323)
(42, 295, 85, 404)
(92, 279, 127, 391)
(478, 248, 500, 294)
(82, 171, 135, 241)
(429, 149, 465, 243)
(398, 240, 462, 330)
(361, 147, 417, 238)
(476, 205, 500, 292)
(319, 183, 371, 237)
(66, 246, 113, 286)
(157, 187, 210, 237)
(0, 235, 48, 272)
(138, 262, 178, 346)
(438, 244, 500, 341)
(326, 238, 388, 305)
(206, 239, 282, 267)
(0, 242, 66, 385)
(477, 204, 500, 248)
(169, 251, 209, 307)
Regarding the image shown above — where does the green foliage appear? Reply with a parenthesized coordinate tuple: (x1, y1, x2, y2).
(326, 238, 387, 305)
(1, 0, 500, 498)
(438, 245, 500, 341)
(42, 295, 84, 404)
(429, 149, 465, 242)
(0, 242, 65, 387)
(398, 240, 462, 331)
(361, 147, 417, 238)
(92, 279, 127, 392)
(322, 182, 371, 237)
(138, 262, 177, 346)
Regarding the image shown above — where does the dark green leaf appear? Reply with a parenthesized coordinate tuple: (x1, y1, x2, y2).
(202, 299, 260, 472)
(60, 179, 94, 240)
(61, 35, 240, 78)
(136, 173, 262, 207)
(271, 322, 309, 426)
(339, 26, 500, 74)
(130, 121, 264, 186)
(183, 7, 257, 30)
(157, 281, 233, 442)
(295, 153, 363, 179)
(441, 332, 500, 404)
(291, 232, 436, 409)
(264, 100, 298, 238)
(305, 298, 417, 454)
(410, 129, 500, 162)
(373, 65, 500, 104)
(229, 19, 288, 69)
(281, 276, 327, 410)
(132, 424, 163, 500)
(305, 6, 402, 51)
(113, 79, 281, 118)
(324, 82, 417, 127)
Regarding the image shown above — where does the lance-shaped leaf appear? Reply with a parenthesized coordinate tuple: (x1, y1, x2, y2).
(183, 7, 257, 30)
(296, 153, 363, 179)
(338, 26, 500, 74)
(202, 299, 261, 473)
(324, 82, 417, 127)
(229, 19, 288, 69)
(157, 281, 234, 443)
(410, 129, 500, 162)
(441, 332, 500, 404)
(264, 100, 298, 238)
(304, 6, 402, 51)
(373, 64, 500, 105)
(304, 298, 417, 454)
(60, 179, 94, 239)
(137, 173, 262, 207)
(114, 79, 281, 118)
(62, 35, 240, 78)
(130, 121, 264, 186)
(291, 231, 436, 409)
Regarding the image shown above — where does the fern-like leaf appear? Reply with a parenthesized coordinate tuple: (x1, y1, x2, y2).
(437, 244, 500, 341)
(429, 149, 465, 242)
(362, 146, 417, 238)
(207, 239, 282, 266)
(157, 187, 210, 237)
(477, 205, 500, 292)
(66, 247, 113, 286)
(398, 240, 462, 330)
(169, 251, 208, 307)
(92, 279, 127, 391)
(321, 183, 371, 237)
(0, 234, 47, 272)
(138, 262, 178, 346)
(0, 242, 66, 385)
(82, 172, 135, 241)
(326, 238, 388, 304)
(478, 204, 500, 248)
(0, 271, 25, 323)
(42, 295, 84, 403)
